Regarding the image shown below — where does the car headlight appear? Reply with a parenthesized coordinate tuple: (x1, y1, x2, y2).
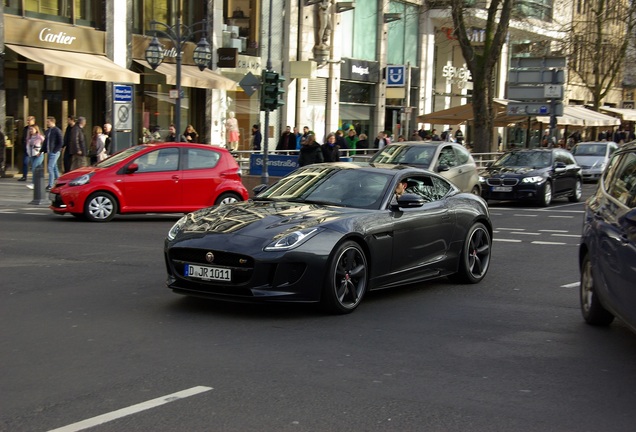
(264, 228, 321, 251)
(479, 176, 487, 183)
(168, 215, 188, 241)
(521, 176, 544, 183)
(68, 173, 93, 186)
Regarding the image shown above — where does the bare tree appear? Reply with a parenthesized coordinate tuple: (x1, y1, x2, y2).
(448, 0, 515, 152)
(565, 0, 636, 110)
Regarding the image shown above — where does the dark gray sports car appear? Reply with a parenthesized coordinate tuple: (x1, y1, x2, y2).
(164, 163, 493, 314)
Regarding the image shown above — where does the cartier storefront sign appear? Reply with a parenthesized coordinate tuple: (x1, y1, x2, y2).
(217, 48, 238, 68)
(4, 14, 105, 54)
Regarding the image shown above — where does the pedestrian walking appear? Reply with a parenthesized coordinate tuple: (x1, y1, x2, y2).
(321, 133, 340, 162)
(298, 132, 324, 166)
(62, 116, 76, 173)
(25, 124, 45, 189)
(18, 115, 36, 181)
(252, 124, 262, 151)
(70, 117, 88, 171)
(42, 116, 63, 191)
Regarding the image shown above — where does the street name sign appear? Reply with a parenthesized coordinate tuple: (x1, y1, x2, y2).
(508, 85, 563, 100)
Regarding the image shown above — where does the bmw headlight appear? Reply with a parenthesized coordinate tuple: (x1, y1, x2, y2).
(521, 176, 544, 183)
(479, 175, 487, 183)
(168, 215, 188, 241)
(265, 228, 321, 251)
(68, 173, 93, 186)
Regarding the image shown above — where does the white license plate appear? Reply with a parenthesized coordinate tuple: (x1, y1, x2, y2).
(49, 193, 57, 201)
(184, 264, 231, 281)
(492, 186, 513, 192)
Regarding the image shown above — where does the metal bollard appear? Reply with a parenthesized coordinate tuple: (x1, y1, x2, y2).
(29, 164, 48, 205)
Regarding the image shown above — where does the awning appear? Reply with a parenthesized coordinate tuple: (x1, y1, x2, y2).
(416, 99, 522, 126)
(536, 106, 621, 127)
(599, 106, 636, 121)
(7, 44, 140, 84)
(135, 60, 238, 91)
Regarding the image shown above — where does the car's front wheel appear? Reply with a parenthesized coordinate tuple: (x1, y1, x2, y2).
(84, 192, 117, 222)
(322, 241, 368, 314)
(538, 181, 552, 206)
(580, 253, 614, 326)
(449, 222, 491, 284)
(569, 179, 582, 202)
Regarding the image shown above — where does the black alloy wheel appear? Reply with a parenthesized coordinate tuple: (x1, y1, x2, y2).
(580, 253, 614, 325)
(450, 222, 491, 284)
(322, 241, 368, 314)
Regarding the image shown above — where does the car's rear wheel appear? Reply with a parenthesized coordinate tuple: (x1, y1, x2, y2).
(84, 192, 117, 222)
(569, 179, 582, 202)
(322, 241, 368, 314)
(449, 222, 491, 284)
(215, 192, 242, 206)
(538, 181, 552, 206)
(580, 253, 614, 326)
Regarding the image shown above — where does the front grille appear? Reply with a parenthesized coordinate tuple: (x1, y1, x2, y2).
(486, 178, 519, 186)
(168, 247, 254, 285)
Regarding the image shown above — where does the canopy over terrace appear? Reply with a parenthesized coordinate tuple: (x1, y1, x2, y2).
(418, 100, 620, 128)
(417, 99, 520, 127)
(599, 107, 636, 122)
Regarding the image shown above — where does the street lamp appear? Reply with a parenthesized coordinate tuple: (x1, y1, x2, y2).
(144, 4, 212, 141)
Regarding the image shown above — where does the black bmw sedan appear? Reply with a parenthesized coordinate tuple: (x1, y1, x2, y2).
(479, 148, 582, 206)
(164, 163, 493, 314)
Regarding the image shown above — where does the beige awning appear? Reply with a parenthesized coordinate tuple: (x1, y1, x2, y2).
(417, 99, 524, 126)
(135, 60, 238, 91)
(536, 106, 621, 127)
(599, 106, 636, 121)
(7, 44, 140, 84)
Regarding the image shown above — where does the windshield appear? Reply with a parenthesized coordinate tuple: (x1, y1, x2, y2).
(571, 144, 607, 157)
(370, 145, 435, 167)
(493, 151, 552, 168)
(96, 145, 149, 168)
(256, 165, 393, 209)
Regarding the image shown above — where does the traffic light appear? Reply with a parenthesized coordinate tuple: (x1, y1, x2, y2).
(260, 70, 286, 111)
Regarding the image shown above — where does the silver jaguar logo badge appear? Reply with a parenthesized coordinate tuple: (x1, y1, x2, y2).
(205, 252, 214, 263)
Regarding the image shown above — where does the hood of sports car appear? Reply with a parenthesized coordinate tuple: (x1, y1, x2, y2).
(176, 199, 367, 239)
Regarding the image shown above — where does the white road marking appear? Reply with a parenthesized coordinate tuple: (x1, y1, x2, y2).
(513, 214, 538, 217)
(540, 229, 569, 233)
(510, 231, 541, 236)
(532, 241, 568, 245)
(551, 234, 580, 238)
(497, 227, 526, 231)
(561, 282, 580, 288)
(549, 215, 575, 218)
(47, 386, 213, 432)
(494, 239, 522, 242)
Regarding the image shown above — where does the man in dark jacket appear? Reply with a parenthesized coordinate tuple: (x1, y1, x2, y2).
(321, 133, 340, 162)
(62, 116, 76, 173)
(252, 124, 262, 151)
(70, 117, 87, 171)
(42, 116, 64, 190)
(277, 126, 295, 152)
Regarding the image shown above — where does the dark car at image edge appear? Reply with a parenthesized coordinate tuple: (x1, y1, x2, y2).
(579, 141, 636, 333)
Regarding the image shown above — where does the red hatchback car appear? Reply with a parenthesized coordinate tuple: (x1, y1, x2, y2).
(50, 143, 248, 222)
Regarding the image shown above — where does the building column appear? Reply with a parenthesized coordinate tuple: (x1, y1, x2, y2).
(0, 1, 6, 133)
(373, 0, 389, 136)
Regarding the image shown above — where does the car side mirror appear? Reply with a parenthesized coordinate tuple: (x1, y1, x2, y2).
(126, 163, 139, 174)
(619, 208, 636, 227)
(253, 184, 268, 195)
(437, 164, 450, 173)
(396, 193, 425, 208)
(554, 161, 567, 169)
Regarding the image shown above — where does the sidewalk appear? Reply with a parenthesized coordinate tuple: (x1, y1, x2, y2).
(0, 168, 49, 208)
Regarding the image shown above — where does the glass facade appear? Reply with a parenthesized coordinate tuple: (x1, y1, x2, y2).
(339, 0, 377, 60)
(5, 0, 101, 27)
(387, 1, 418, 65)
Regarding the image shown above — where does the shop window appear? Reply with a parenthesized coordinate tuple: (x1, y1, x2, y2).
(18, 0, 98, 27)
(133, 1, 205, 37)
(223, 0, 261, 56)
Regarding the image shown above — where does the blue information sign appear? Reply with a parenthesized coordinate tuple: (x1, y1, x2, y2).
(249, 154, 299, 177)
(114, 85, 133, 102)
(386, 65, 405, 87)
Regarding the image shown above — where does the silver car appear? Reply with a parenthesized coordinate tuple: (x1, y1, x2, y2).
(369, 141, 481, 194)
(571, 141, 618, 182)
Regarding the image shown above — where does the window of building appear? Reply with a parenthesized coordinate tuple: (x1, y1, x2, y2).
(6, 0, 100, 27)
(387, 1, 418, 65)
(132, 0, 206, 37)
(354, 0, 377, 59)
(223, 0, 260, 55)
(516, 0, 553, 22)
